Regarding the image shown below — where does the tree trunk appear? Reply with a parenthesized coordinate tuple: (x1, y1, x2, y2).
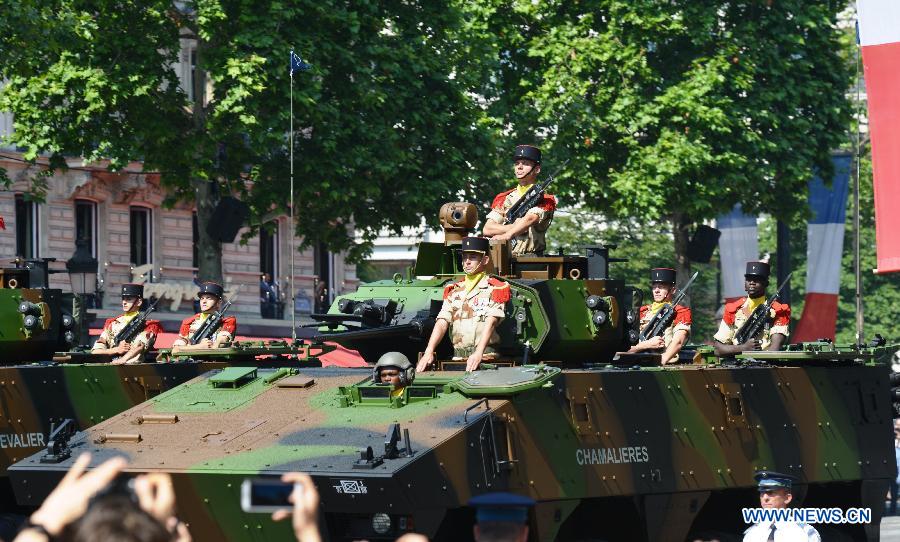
(672, 212, 692, 306)
(194, 178, 223, 283)
(190, 39, 223, 284)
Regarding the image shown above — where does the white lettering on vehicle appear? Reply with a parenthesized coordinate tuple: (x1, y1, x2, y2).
(576, 446, 649, 465)
(0, 432, 45, 449)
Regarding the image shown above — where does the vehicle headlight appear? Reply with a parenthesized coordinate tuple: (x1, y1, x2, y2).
(372, 513, 391, 535)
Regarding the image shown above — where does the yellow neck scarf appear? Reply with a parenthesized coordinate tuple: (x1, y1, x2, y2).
(516, 183, 532, 197)
(648, 301, 669, 315)
(465, 272, 486, 294)
(746, 295, 766, 314)
(121, 310, 139, 323)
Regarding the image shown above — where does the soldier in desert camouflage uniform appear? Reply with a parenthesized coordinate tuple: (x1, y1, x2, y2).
(171, 282, 237, 353)
(714, 261, 791, 355)
(628, 267, 692, 364)
(416, 236, 511, 372)
(483, 144, 556, 256)
(91, 283, 161, 364)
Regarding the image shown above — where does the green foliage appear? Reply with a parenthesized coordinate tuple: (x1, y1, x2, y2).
(0, 0, 502, 264)
(466, 0, 852, 230)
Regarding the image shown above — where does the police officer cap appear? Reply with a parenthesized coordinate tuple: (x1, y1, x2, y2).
(121, 283, 144, 298)
(745, 261, 770, 278)
(649, 268, 676, 284)
(197, 281, 225, 299)
(468, 492, 535, 524)
(460, 236, 490, 255)
(513, 144, 541, 164)
(754, 470, 797, 492)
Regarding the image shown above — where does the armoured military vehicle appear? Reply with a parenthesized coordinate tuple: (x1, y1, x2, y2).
(8, 207, 898, 541)
(0, 258, 330, 520)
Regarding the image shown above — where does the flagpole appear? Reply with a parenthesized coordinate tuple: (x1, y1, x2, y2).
(290, 50, 296, 342)
(853, 24, 864, 345)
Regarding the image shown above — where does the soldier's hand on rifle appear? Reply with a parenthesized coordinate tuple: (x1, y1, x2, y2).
(114, 341, 131, 354)
(416, 352, 435, 373)
(740, 338, 762, 351)
(199, 338, 214, 349)
(493, 232, 513, 242)
(645, 336, 665, 350)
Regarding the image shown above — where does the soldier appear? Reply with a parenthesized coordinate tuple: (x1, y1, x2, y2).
(91, 284, 161, 365)
(468, 492, 534, 542)
(628, 268, 691, 364)
(714, 262, 790, 356)
(483, 144, 556, 257)
(373, 352, 415, 399)
(742, 471, 820, 541)
(171, 282, 237, 352)
(416, 236, 510, 373)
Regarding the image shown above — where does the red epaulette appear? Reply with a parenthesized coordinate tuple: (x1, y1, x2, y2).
(770, 300, 791, 325)
(144, 320, 163, 336)
(102, 317, 117, 330)
(538, 193, 557, 212)
(638, 305, 650, 321)
(491, 189, 516, 210)
(674, 304, 692, 326)
(488, 277, 511, 304)
(179, 314, 198, 337)
(443, 280, 464, 300)
(220, 316, 237, 335)
(722, 298, 746, 326)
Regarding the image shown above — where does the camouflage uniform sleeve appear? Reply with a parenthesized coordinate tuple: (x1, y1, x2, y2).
(485, 278, 509, 319)
(769, 302, 790, 337)
(486, 190, 512, 223)
(713, 318, 736, 344)
(436, 298, 454, 322)
(133, 320, 163, 349)
(91, 318, 117, 351)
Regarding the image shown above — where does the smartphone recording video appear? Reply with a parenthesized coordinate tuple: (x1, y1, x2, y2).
(240, 478, 301, 513)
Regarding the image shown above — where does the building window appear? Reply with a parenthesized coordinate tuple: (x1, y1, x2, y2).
(259, 222, 278, 281)
(130, 206, 152, 266)
(192, 212, 199, 268)
(74, 200, 97, 257)
(14, 195, 38, 258)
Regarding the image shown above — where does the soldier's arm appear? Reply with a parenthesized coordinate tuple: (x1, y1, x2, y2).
(417, 319, 449, 372)
(482, 217, 509, 237)
(767, 333, 786, 351)
(660, 329, 688, 364)
(492, 213, 539, 241)
(466, 315, 500, 371)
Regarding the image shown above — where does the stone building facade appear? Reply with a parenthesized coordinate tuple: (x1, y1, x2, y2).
(0, 154, 357, 318)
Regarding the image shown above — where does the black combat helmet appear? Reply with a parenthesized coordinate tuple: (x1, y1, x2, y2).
(513, 144, 541, 164)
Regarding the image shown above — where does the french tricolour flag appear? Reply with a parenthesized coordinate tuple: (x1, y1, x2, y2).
(717, 205, 758, 302)
(793, 155, 851, 342)
(858, 0, 900, 273)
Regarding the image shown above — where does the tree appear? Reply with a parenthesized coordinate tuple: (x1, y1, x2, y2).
(466, 0, 852, 287)
(0, 0, 502, 280)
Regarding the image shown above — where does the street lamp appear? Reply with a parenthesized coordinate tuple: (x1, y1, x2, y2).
(66, 238, 98, 295)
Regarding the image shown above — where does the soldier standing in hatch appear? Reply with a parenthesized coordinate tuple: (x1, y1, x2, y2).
(91, 283, 161, 364)
(416, 236, 510, 373)
(482, 144, 556, 257)
(714, 261, 790, 356)
(171, 281, 237, 352)
(627, 268, 691, 364)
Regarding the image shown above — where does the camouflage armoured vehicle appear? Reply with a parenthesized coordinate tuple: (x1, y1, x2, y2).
(8, 208, 897, 541)
(0, 258, 328, 517)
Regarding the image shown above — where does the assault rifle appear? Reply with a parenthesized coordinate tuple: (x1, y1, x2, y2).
(113, 297, 160, 345)
(734, 272, 793, 345)
(504, 159, 569, 223)
(638, 271, 699, 342)
(190, 286, 240, 345)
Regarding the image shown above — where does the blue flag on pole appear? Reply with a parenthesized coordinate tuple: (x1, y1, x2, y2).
(290, 50, 311, 76)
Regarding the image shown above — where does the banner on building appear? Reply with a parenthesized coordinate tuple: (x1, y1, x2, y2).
(716, 205, 758, 302)
(858, 0, 900, 273)
(794, 155, 851, 342)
